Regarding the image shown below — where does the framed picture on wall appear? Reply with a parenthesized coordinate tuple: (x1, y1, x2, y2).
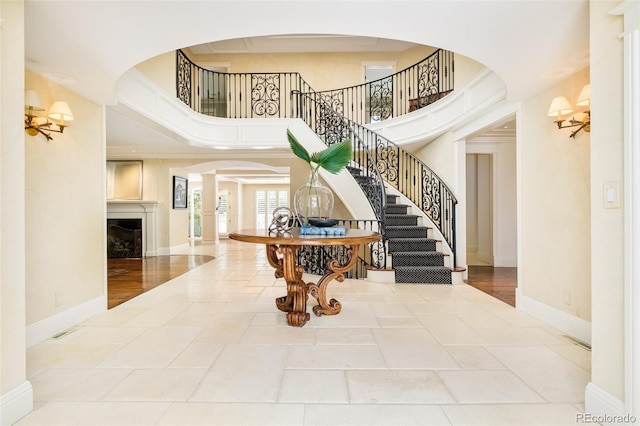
(173, 176, 188, 209)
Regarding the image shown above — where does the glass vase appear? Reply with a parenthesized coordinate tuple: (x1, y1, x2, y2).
(294, 170, 334, 226)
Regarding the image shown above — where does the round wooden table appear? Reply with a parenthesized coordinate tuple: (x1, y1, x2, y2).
(229, 228, 381, 327)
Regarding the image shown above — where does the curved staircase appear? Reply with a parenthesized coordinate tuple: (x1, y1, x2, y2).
(385, 194, 454, 284)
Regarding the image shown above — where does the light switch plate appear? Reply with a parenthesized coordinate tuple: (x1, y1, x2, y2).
(603, 181, 621, 209)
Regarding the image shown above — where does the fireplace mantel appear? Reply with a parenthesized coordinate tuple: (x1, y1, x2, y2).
(107, 200, 158, 257)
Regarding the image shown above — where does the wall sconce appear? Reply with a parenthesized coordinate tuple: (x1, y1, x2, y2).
(547, 84, 590, 138)
(24, 90, 74, 141)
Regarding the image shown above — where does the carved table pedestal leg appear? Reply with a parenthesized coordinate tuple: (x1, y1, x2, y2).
(266, 244, 310, 327)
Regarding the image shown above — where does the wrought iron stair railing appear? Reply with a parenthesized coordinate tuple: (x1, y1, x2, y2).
(175, 48, 458, 271)
(293, 90, 458, 267)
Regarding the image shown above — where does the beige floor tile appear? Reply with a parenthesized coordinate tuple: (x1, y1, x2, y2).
(82, 307, 149, 327)
(27, 341, 121, 373)
(190, 344, 287, 402)
(250, 312, 290, 327)
(103, 369, 205, 401)
(486, 345, 590, 403)
(442, 403, 582, 425)
(547, 343, 592, 371)
(30, 368, 131, 401)
(157, 402, 305, 425)
(15, 401, 170, 425)
(304, 404, 451, 426)
(23, 241, 593, 426)
(241, 326, 316, 345)
(417, 315, 487, 344)
(169, 340, 224, 368)
(99, 326, 201, 368)
(444, 345, 506, 370)
(278, 370, 348, 402)
(120, 299, 191, 327)
(315, 328, 376, 345)
(372, 328, 460, 369)
(164, 302, 226, 327)
(438, 370, 545, 403)
(286, 345, 387, 369)
(377, 316, 424, 328)
(473, 326, 566, 345)
(369, 301, 413, 316)
(346, 370, 455, 403)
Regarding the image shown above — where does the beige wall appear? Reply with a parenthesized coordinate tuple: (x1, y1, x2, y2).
(25, 69, 106, 325)
(241, 183, 290, 231)
(1, 0, 29, 409)
(412, 131, 457, 189)
(589, 0, 625, 403)
(186, 48, 430, 91)
(519, 67, 591, 323)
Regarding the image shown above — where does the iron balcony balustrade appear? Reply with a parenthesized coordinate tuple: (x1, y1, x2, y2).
(176, 49, 454, 124)
(309, 49, 454, 125)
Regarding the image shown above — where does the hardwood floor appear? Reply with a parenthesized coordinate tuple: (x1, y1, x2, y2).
(466, 265, 517, 307)
(107, 255, 215, 309)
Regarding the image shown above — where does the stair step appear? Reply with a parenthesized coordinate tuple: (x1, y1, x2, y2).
(394, 266, 452, 284)
(353, 175, 373, 184)
(386, 194, 399, 204)
(385, 204, 409, 214)
(347, 165, 362, 176)
(391, 251, 445, 266)
(388, 238, 437, 252)
(386, 226, 429, 239)
(385, 214, 419, 226)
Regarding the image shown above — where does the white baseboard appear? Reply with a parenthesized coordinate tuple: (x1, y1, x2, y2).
(171, 243, 191, 253)
(516, 288, 592, 345)
(494, 256, 517, 267)
(584, 382, 628, 424)
(26, 295, 106, 348)
(0, 381, 33, 426)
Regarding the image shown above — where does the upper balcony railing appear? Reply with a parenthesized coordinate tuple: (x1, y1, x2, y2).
(176, 49, 454, 125)
(312, 49, 454, 125)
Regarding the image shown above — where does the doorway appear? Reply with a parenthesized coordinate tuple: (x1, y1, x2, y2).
(364, 64, 394, 123)
(466, 153, 493, 265)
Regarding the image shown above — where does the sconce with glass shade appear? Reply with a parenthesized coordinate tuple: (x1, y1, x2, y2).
(547, 84, 590, 138)
(24, 90, 74, 141)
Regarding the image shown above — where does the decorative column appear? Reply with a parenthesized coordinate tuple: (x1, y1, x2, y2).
(201, 173, 218, 244)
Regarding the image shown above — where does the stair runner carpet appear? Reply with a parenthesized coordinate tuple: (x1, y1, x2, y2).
(386, 194, 452, 284)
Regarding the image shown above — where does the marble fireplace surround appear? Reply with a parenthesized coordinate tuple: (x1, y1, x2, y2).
(106, 200, 158, 257)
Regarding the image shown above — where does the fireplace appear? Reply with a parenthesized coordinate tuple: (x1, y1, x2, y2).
(107, 201, 158, 257)
(107, 219, 142, 258)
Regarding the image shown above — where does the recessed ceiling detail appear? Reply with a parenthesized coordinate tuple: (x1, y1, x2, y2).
(188, 34, 418, 54)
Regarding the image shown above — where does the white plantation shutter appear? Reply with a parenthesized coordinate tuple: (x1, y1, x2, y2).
(256, 190, 289, 229)
(256, 191, 266, 230)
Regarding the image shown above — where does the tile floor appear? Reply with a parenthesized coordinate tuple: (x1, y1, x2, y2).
(18, 240, 590, 425)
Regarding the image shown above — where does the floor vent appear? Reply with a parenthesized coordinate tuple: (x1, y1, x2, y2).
(51, 325, 83, 340)
(562, 334, 591, 351)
